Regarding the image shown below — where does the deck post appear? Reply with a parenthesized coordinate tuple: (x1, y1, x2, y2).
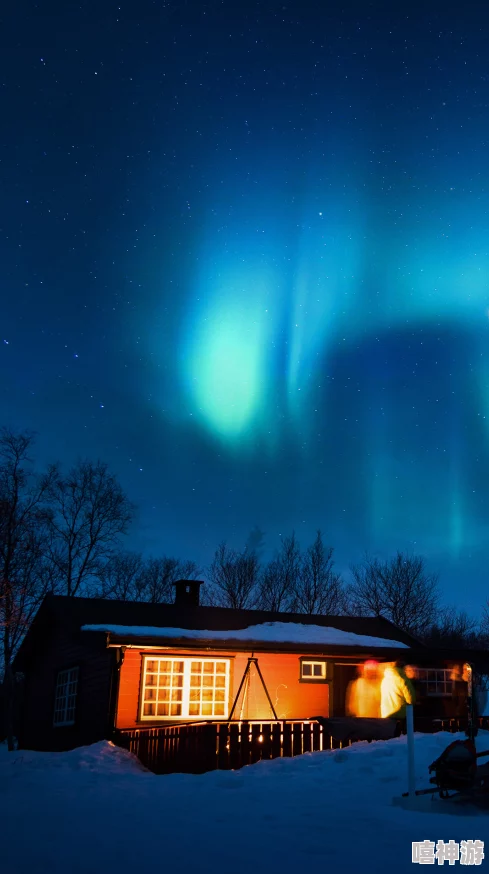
(406, 704, 415, 797)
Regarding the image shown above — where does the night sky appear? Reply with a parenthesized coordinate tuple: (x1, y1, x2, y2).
(2, 1, 489, 615)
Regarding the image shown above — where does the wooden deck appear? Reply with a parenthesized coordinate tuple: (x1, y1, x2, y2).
(115, 716, 489, 775)
(116, 719, 328, 774)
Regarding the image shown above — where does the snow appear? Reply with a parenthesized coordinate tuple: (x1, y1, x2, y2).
(81, 620, 409, 649)
(1, 732, 488, 874)
(477, 689, 489, 717)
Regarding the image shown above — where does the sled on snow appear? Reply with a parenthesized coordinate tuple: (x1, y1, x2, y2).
(403, 665, 489, 806)
(403, 739, 489, 805)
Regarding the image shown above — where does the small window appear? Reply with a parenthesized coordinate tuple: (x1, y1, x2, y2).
(416, 668, 454, 697)
(53, 667, 79, 726)
(301, 660, 329, 682)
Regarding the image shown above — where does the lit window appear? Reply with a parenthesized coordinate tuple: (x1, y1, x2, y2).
(301, 661, 328, 681)
(53, 667, 79, 726)
(416, 668, 454, 697)
(141, 657, 230, 720)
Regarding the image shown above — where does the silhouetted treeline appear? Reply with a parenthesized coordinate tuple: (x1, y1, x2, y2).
(2, 424, 488, 745)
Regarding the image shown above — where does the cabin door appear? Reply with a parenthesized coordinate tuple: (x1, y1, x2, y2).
(332, 664, 360, 717)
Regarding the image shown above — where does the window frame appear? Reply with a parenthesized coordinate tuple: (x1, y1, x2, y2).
(139, 655, 231, 722)
(299, 658, 331, 684)
(416, 667, 456, 698)
(53, 666, 79, 727)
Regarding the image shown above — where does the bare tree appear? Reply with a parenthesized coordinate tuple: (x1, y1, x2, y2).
(0, 428, 57, 750)
(257, 532, 301, 612)
(294, 530, 346, 615)
(100, 552, 201, 603)
(98, 551, 145, 601)
(139, 556, 200, 604)
(207, 542, 259, 609)
(347, 551, 439, 636)
(481, 603, 489, 647)
(48, 460, 134, 597)
(423, 606, 480, 648)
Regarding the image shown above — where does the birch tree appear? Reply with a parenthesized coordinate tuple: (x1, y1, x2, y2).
(347, 551, 439, 636)
(207, 542, 259, 609)
(48, 460, 134, 596)
(294, 530, 346, 615)
(257, 532, 301, 612)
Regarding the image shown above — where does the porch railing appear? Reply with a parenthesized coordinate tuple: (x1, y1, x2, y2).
(116, 720, 328, 774)
(115, 716, 489, 776)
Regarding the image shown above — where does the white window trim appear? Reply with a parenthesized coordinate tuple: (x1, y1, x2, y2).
(140, 656, 230, 721)
(417, 668, 455, 697)
(53, 667, 79, 727)
(301, 660, 328, 681)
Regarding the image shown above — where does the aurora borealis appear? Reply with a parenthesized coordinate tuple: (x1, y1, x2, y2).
(2, 0, 489, 613)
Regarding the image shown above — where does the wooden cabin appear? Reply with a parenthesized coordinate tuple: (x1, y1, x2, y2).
(12, 581, 484, 757)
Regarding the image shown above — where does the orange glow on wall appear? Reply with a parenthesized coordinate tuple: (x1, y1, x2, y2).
(115, 648, 331, 728)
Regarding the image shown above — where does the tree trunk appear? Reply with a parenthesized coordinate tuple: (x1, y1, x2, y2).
(3, 651, 15, 752)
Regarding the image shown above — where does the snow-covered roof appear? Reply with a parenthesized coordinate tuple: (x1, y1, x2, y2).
(81, 620, 409, 649)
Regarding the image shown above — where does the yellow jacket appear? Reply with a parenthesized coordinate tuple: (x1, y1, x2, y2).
(380, 666, 415, 719)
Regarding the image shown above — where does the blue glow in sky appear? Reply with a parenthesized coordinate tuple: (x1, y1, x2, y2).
(183, 258, 278, 443)
(2, 0, 489, 615)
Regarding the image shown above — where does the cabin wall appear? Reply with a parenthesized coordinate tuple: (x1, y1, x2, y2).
(116, 651, 472, 728)
(116, 649, 331, 728)
(19, 627, 112, 752)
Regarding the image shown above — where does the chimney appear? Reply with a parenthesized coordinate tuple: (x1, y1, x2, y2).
(173, 579, 204, 608)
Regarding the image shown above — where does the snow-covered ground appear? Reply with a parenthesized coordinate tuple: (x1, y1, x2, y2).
(1, 732, 488, 874)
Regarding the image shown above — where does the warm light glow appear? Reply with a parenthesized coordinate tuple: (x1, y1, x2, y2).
(141, 656, 230, 720)
(257, 733, 264, 743)
(346, 660, 383, 718)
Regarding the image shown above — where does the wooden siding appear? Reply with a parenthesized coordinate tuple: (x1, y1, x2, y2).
(19, 627, 112, 752)
(116, 648, 331, 728)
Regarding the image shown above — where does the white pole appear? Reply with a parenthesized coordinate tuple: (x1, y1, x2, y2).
(406, 703, 415, 797)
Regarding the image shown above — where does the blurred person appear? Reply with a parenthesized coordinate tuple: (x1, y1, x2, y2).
(346, 660, 381, 718)
(449, 664, 467, 719)
(380, 661, 415, 724)
(404, 664, 420, 704)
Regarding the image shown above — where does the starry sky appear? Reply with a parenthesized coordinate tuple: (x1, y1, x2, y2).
(2, 0, 489, 616)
